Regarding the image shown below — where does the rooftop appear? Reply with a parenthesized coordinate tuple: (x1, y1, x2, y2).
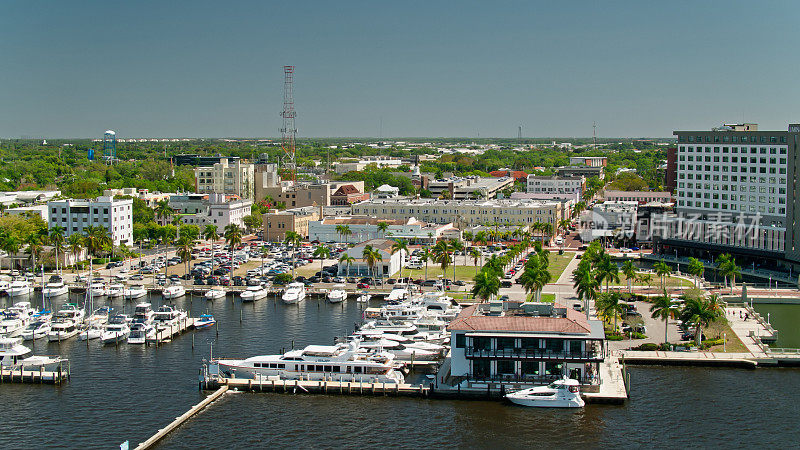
(355, 198, 560, 208)
(447, 302, 596, 335)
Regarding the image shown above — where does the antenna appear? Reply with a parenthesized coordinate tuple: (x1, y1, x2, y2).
(280, 66, 297, 183)
(593, 121, 597, 148)
(518, 125, 523, 140)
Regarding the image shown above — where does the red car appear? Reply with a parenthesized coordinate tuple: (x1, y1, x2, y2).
(357, 282, 370, 289)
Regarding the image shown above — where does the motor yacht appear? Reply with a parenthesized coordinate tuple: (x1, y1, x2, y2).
(505, 378, 585, 408)
(195, 314, 216, 329)
(152, 305, 187, 330)
(327, 284, 347, 303)
(240, 286, 268, 302)
(131, 303, 155, 324)
(7, 279, 33, 297)
(21, 320, 51, 341)
(0, 337, 32, 366)
(123, 285, 147, 300)
(281, 282, 306, 304)
(0, 312, 27, 338)
(85, 306, 112, 327)
(47, 303, 85, 342)
(386, 284, 410, 302)
(77, 326, 102, 341)
(107, 283, 124, 299)
(90, 283, 108, 298)
(162, 282, 185, 299)
(354, 338, 440, 361)
(42, 276, 69, 299)
(205, 288, 226, 301)
(128, 322, 155, 344)
(101, 315, 131, 344)
(211, 342, 404, 384)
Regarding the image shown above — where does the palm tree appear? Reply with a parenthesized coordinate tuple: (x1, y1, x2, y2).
(649, 290, 674, 345)
(558, 218, 571, 236)
(716, 253, 732, 289)
(48, 226, 65, 274)
(638, 273, 653, 290)
(377, 221, 389, 238)
(718, 256, 741, 294)
(25, 233, 44, 272)
(67, 234, 83, 270)
(335, 225, 346, 244)
(654, 260, 672, 290)
(621, 260, 637, 293)
(224, 223, 243, 280)
(520, 254, 550, 302)
(391, 239, 409, 280)
(84, 226, 112, 259)
(450, 239, 464, 282)
(680, 296, 723, 346)
(202, 225, 219, 244)
(596, 291, 625, 334)
(338, 254, 355, 277)
(469, 248, 482, 275)
(175, 234, 194, 278)
(420, 247, 432, 281)
(341, 225, 352, 246)
(573, 259, 599, 317)
(313, 244, 331, 278)
(154, 199, 173, 225)
(432, 240, 452, 281)
(471, 269, 500, 301)
(283, 230, 301, 279)
(595, 251, 620, 292)
(362, 245, 381, 281)
(687, 257, 704, 288)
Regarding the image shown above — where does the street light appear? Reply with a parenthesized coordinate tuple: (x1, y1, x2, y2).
(723, 332, 726, 352)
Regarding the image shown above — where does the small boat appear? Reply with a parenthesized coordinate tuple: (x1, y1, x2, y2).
(205, 288, 226, 301)
(162, 282, 185, 299)
(42, 276, 69, 299)
(90, 283, 108, 298)
(123, 285, 147, 300)
(240, 286, 268, 302)
(21, 320, 51, 341)
(77, 326, 102, 341)
(0, 337, 32, 366)
(195, 314, 216, 329)
(356, 292, 371, 303)
(107, 283, 125, 299)
(101, 315, 131, 344)
(505, 378, 585, 408)
(128, 322, 155, 344)
(46, 304, 86, 342)
(281, 282, 306, 304)
(386, 284, 410, 302)
(7, 280, 33, 297)
(85, 306, 112, 327)
(327, 284, 347, 303)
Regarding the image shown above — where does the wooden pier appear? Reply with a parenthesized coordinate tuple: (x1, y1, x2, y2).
(0, 364, 70, 385)
(148, 317, 199, 345)
(203, 375, 433, 398)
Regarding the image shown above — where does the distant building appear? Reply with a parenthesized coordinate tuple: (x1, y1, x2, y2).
(603, 190, 671, 204)
(526, 175, 585, 196)
(309, 216, 456, 244)
(580, 201, 638, 242)
(556, 165, 604, 180)
(448, 301, 605, 387)
(262, 206, 321, 242)
(194, 158, 254, 199)
(427, 176, 514, 200)
(337, 239, 402, 278)
(569, 156, 607, 167)
(334, 157, 404, 174)
(6, 204, 49, 222)
(0, 190, 61, 206)
(103, 188, 171, 207)
(489, 170, 529, 183)
(373, 184, 400, 199)
(174, 154, 240, 166)
(664, 146, 678, 193)
(331, 184, 370, 206)
(168, 193, 252, 228)
(48, 196, 133, 246)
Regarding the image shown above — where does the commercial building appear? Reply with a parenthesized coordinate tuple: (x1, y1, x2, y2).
(603, 190, 671, 204)
(526, 175, 585, 196)
(262, 206, 321, 242)
(168, 193, 252, 228)
(336, 239, 402, 278)
(556, 165, 604, 180)
(175, 154, 240, 166)
(103, 188, 172, 207)
(330, 184, 370, 206)
(664, 147, 678, 193)
(655, 123, 799, 271)
(569, 156, 607, 167)
(258, 180, 366, 208)
(194, 158, 255, 200)
(6, 204, 49, 222)
(352, 198, 564, 229)
(334, 157, 404, 174)
(0, 190, 61, 206)
(309, 216, 458, 244)
(427, 176, 514, 200)
(47, 196, 133, 246)
(580, 201, 638, 243)
(448, 301, 605, 386)
(373, 184, 400, 199)
(489, 170, 529, 183)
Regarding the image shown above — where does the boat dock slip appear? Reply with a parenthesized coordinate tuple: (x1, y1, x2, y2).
(0, 365, 70, 385)
(203, 376, 433, 398)
(135, 386, 229, 450)
(149, 317, 202, 345)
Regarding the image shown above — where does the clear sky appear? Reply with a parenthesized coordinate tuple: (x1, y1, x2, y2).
(2, 1, 799, 139)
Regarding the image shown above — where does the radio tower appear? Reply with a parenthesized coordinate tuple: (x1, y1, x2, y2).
(280, 66, 297, 183)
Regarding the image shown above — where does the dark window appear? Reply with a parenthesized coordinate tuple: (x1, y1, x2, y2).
(544, 362, 563, 376)
(544, 339, 563, 353)
(521, 361, 540, 376)
(496, 360, 515, 375)
(472, 336, 491, 351)
(496, 337, 515, 350)
(454, 333, 465, 349)
(473, 360, 490, 378)
(569, 340, 583, 354)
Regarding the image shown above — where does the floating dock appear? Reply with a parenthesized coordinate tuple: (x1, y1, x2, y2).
(0, 364, 70, 385)
(202, 375, 433, 397)
(148, 317, 198, 345)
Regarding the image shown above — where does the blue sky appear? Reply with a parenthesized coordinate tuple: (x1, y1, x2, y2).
(2, 0, 799, 138)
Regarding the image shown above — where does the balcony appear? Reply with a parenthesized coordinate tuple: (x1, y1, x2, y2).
(465, 346, 602, 361)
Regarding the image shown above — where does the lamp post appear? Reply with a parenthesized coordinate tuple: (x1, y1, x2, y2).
(675, 250, 679, 274)
(723, 332, 726, 352)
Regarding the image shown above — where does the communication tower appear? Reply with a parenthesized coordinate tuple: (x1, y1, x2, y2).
(103, 130, 117, 163)
(280, 66, 297, 183)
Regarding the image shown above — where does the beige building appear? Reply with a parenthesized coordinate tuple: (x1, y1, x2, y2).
(194, 158, 255, 199)
(262, 206, 321, 242)
(258, 181, 366, 208)
(351, 199, 563, 229)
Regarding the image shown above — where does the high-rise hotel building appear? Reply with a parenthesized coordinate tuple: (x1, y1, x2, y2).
(657, 123, 800, 271)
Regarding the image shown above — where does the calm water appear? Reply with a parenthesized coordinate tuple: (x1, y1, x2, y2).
(2, 292, 800, 448)
(754, 303, 800, 348)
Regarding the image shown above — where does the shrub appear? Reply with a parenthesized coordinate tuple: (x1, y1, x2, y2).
(632, 343, 659, 351)
(606, 333, 624, 341)
(111, 257, 123, 262)
(628, 332, 648, 340)
(273, 273, 293, 285)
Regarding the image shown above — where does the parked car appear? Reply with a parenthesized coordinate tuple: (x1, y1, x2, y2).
(357, 282, 370, 289)
(500, 280, 512, 288)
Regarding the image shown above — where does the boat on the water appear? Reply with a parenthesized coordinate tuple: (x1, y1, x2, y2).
(123, 285, 147, 300)
(195, 314, 216, 329)
(281, 282, 306, 304)
(77, 326, 102, 341)
(128, 322, 155, 344)
(327, 284, 347, 303)
(107, 283, 124, 299)
(356, 292, 371, 303)
(505, 378, 585, 408)
(47, 303, 85, 342)
(162, 282, 185, 300)
(7, 279, 33, 297)
(21, 320, 51, 341)
(211, 342, 404, 384)
(101, 315, 131, 345)
(240, 286, 268, 302)
(42, 276, 69, 299)
(205, 288, 226, 300)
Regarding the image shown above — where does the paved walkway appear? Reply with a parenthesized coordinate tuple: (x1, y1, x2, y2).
(724, 306, 773, 356)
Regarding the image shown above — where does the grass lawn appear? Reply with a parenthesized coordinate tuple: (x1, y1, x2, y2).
(546, 254, 574, 281)
(706, 320, 749, 353)
(616, 272, 694, 288)
(392, 264, 481, 281)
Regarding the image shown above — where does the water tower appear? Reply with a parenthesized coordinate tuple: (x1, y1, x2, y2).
(103, 130, 116, 162)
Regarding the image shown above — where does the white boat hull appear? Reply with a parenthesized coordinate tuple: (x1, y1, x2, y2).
(101, 331, 130, 345)
(124, 290, 147, 300)
(240, 290, 268, 302)
(47, 329, 80, 342)
(7, 287, 33, 297)
(327, 292, 347, 303)
(77, 328, 102, 341)
(42, 286, 69, 298)
(162, 287, 186, 299)
(205, 290, 226, 300)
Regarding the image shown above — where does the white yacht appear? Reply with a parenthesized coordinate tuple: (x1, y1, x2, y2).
(506, 378, 585, 408)
(42, 276, 69, 299)
(356, 292, 371, 303)
(386, 284, 410, 302)
(0, 337, 32, 366)
(240, 286, 268, 302)
(355, 338, 440, 361)
(152, 305, 187, 330)
(47, 303, 85, 342)
(85, 306, 112, 327)
(90, 283, 109, 298)
(162, 282, 185, 299)
(205, 288, 226, 301)
(128, 322, 155, 344)
(123, 285, 147, 300)
(107, 283, 124, 299)
(131, 303, 155, 325)
(212, 343, 404, 384)
(350, 331, 445, 354)
(21, 320, 51, 341)
(0, 312, 26, 338)
(77, 326, 102, 341)
(7, 279, 33, 297)
(0, 279, 10, 294)
(327, 284, 347, 303)
(101, 315, 131, 345)
(281, 282, 306, 304)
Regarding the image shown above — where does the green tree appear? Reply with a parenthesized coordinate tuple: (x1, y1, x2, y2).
(680, 296, 723, 346)
(313, 244, 331, 279)
(654, 260, 672, 290)
(596, 291, 625, 334)
(283, 230, 301, 279)
(687, 257, 704, 288)
(175, 234, 195, 278)
(224, 223, 243, 280)
(377, 221, 388, 238)
(338, 253, 355, 277)
(432, 240, 452, 280)
(362, 245, 382, 281)
(202, 225, 219, 243)
(391, 239, 409, 280)
(49, 226, 66, 273)
(595, 250, 620, 292)
(649, 290, 674, 346)
(573, 259, 599, 316)
(471, 269, 500, 301)
(621, 260, 637, 293)
(154, 199, 173, 224)
(67, 234, 83, 270)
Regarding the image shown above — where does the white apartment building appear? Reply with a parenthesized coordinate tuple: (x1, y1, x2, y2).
(169, 193, 252, 228)
(351, 199, 563, 228)
(194, 158, 255, 199)
(526, 175, 584, 197)
(48, 196, 133, 246)
(309, 216, 456, 244)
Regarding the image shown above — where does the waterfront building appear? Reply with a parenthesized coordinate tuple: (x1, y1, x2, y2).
(336, 239, 402, 278)
(262, 206, 320, 242)
(526, 175, 585, 197)
(47, 196, 133, 246)
(447, 301, 605, 386)
(351, 198, 563, 229)
(308, 216, 457, 244)
(194, 158, 255, 200)
(168, 193, 252, 228)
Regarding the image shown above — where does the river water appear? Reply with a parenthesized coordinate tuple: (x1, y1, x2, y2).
(2, 293, 800, 448)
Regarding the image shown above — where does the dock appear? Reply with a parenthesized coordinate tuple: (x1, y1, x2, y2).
(202, 375, 432, 397)
(0, 363, 70, 385)
(135, 385, 229, 450)
(148, 317, 200, 345)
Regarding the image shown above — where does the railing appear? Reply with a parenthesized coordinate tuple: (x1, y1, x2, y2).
(465, 347, 602, 360)
(467, 373, 597, 386)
